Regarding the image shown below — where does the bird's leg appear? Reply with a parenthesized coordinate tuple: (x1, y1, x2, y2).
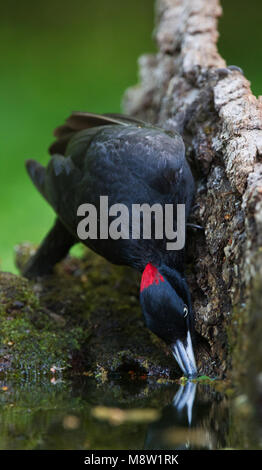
(23, 218, 76, 279)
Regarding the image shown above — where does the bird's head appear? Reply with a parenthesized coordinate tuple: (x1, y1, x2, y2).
(140, 263, 197, 378)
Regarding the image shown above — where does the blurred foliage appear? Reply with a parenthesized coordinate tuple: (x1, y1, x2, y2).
(0, 0, 261, 273)
(219, 0, 262, 97)
(0, 0, 155, 272)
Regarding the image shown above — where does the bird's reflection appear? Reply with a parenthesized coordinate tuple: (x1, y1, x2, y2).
(172, 381, 197, 426)
(144, 381, 227, 450)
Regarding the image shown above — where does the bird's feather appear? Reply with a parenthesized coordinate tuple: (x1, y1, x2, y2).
(49, 111, 146, 156)
(25, 159, 46, 200)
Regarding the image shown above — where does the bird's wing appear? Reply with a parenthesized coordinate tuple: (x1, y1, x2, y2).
(49, 111, 146, 155)
(103, 113, 146, 126)
(27, 121, 115, 208)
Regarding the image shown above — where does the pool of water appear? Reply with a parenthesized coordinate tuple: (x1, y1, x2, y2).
(0, 376, 261, 450)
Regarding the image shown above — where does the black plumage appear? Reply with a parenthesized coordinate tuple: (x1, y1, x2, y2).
(24, 112, 198, 377)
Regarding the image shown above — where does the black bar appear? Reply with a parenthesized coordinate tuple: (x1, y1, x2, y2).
(0, 449, 260, 467)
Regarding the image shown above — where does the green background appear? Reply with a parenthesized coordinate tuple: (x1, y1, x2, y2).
(0, 0, 261, 273)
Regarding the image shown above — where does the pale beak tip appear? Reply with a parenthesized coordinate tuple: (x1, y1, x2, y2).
(172, 330, 198, 378)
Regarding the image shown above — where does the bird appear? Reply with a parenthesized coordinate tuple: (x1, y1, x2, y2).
(23, 111, 198, 378)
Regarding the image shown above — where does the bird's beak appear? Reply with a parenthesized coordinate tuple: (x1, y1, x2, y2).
(172, 330, 198, 378)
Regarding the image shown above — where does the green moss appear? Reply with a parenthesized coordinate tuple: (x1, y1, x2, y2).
(0, 272, 39, 314)
(1, 316, 84, 374)
(0, 245, 176, 379)
(0, 272, 86, 376)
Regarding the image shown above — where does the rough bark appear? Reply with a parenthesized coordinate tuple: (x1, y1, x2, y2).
(124, 0, 262, 378)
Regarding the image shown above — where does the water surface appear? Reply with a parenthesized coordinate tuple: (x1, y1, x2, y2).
(0, 376, 261, 450)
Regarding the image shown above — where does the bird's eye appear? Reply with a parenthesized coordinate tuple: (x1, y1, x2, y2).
(183, 305, 188, 318)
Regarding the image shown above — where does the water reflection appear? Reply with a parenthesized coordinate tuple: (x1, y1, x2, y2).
(0, 376, 261, 449)
(144, 382, 225, 450)
(172, 381, 197, 426)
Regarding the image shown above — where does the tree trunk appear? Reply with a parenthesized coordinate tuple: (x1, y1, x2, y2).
(124, 0, 262, 378)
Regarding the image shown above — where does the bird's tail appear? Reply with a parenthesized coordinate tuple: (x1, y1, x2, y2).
(25, 159, 47, 201)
